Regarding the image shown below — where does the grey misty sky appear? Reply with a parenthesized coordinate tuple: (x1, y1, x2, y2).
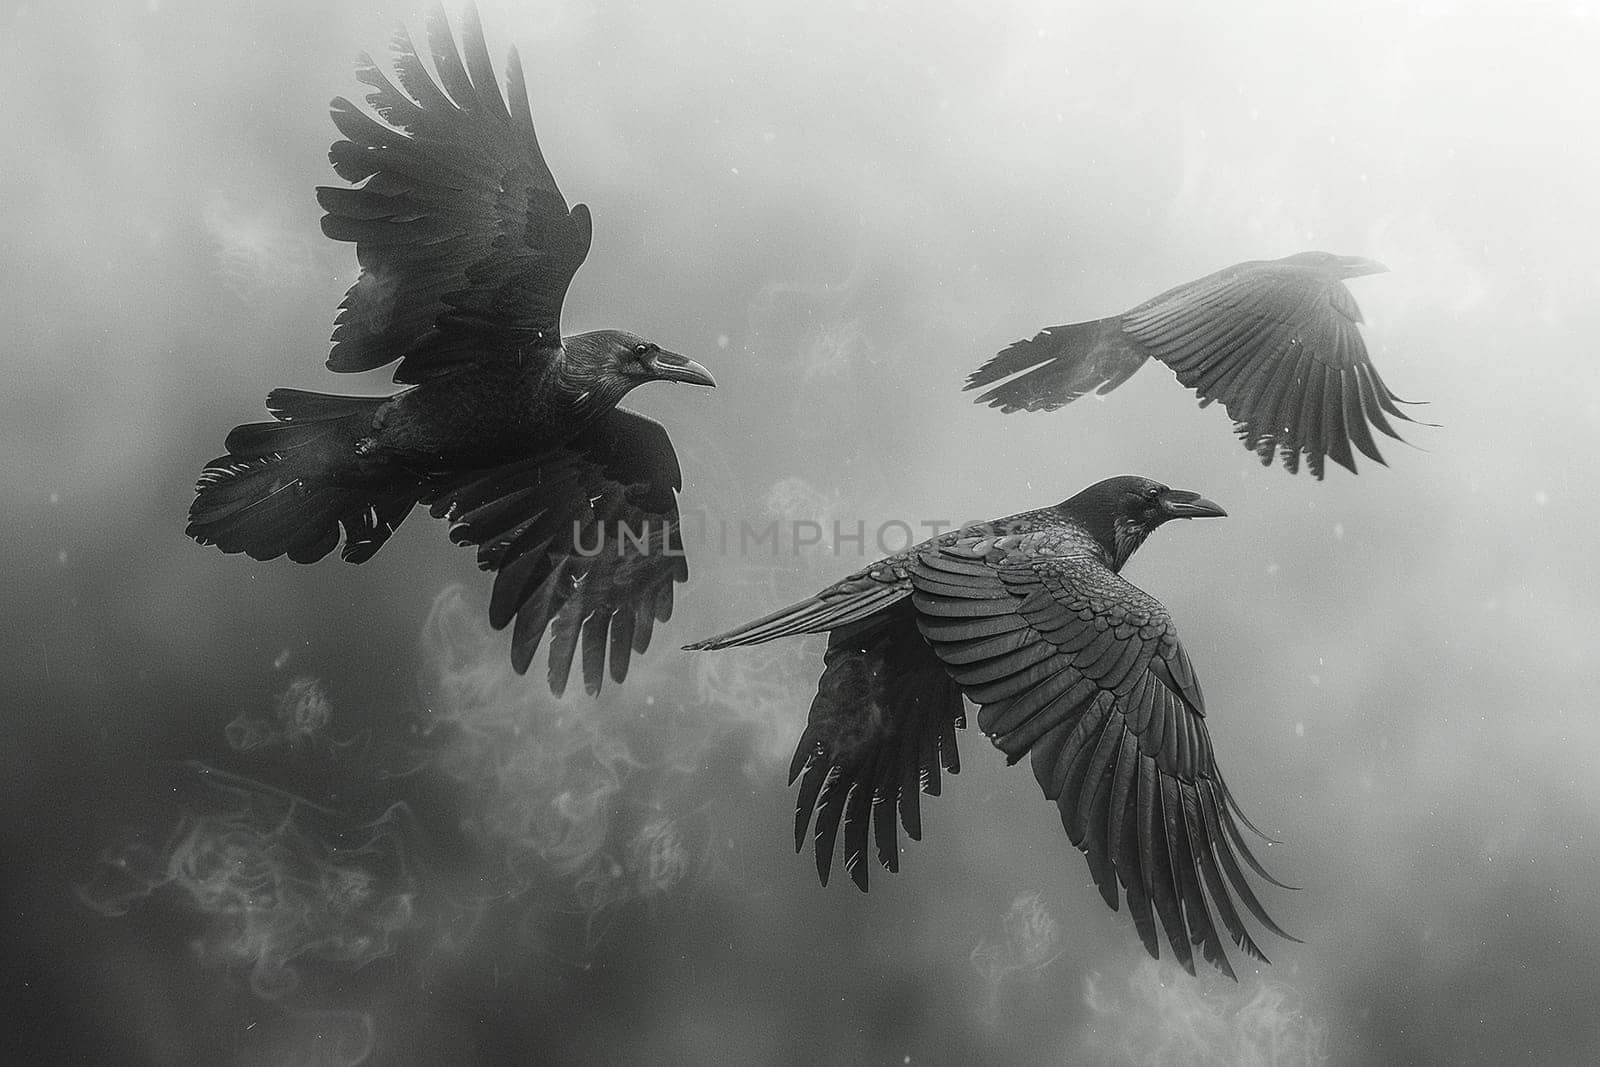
(2, 1, 1598, 1064)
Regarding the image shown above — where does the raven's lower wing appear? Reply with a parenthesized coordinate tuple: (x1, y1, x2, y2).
(1122, 268, 1421, 478)
(682, 554, 966, 890)
(426, 407, 688, 695)
(910, 538, 1295, 978)
(788, 605, 966, 891)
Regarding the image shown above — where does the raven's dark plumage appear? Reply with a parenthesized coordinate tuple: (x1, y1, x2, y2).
(687, 476, 1295, 977)
(966, 251, 1428, 478)
(187, 5, 715, 695)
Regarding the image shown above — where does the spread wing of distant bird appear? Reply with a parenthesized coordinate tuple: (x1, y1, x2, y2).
(187, 5, 715, 695)
(687, 477, 1294, 977)
(966, 251, 1429, 478)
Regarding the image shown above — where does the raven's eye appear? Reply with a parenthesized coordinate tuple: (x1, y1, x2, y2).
(633, 343, 651, 356)
(1146, 486, 1161, 499)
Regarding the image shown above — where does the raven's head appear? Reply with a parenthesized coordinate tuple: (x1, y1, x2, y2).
(1064, 475, 1227, 572)
(564, 330, 717, 404)
(1280, 250, 1388, 278)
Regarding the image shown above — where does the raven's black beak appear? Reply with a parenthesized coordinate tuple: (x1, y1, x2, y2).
(1340, 255, 1389, 278)
(647, 350, 717, 388)
(1160, 489, 1227, 519)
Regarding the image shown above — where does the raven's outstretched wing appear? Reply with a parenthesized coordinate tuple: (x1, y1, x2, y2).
(427, 408, 687, 696)
(683, 561, 967, 890)
(910, 537, 1295, 978)
(318, 5, 592, 383)
(786, 605, 966, 890)
(1123, 264, 1418, 478)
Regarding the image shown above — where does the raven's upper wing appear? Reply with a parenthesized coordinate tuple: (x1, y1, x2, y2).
(1122, 265, 1418, 478)
(426, 407, 687, 696)
(910, 537, 1294, 978)
(318, 6, 591, 384)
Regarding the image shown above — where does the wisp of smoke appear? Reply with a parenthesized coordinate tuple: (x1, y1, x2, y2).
(226, 676, 334, 753)
(78, 766, 417, 1000)
(971, 891, 1065, 1021)
(743, 257, 876, 391)
(797, 318, 871, 380)
(1079, 958, 1330, 1066)
(763, 475, 846, 530)
(202, 195, 320, 304)
(418, 587, 716, 950)
(691, 638, 815, 767)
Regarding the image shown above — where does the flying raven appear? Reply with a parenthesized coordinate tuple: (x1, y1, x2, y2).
(687, 476, 1294, 977)
(187, 6, 715, 695)
(966, 251, 1426, 478)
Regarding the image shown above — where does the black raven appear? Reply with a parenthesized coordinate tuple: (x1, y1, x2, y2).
(966, 251, 1427, 478)
(686, 476, 1294, 977)
(187, 6, 715, 695)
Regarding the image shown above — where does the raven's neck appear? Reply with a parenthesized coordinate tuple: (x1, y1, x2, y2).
(544, 344, 634, 426)
(1108, 516, 1154, 572)
(1051, 500, 1149, 573)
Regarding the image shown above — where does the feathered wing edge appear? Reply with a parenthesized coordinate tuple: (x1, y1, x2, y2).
(1125, 271, 1429, 479)
(427, 408, 688, 696)
(786, 606, 967, 890)
(318, 4, 592, 381)
(911, 543, 1298, 978)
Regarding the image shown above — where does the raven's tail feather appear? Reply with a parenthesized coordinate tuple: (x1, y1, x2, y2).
(187, 389, 419, 564)
(965, 317, 1147, 413)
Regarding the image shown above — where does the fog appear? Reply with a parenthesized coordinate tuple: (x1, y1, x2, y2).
(3, 1, 1597, 1063)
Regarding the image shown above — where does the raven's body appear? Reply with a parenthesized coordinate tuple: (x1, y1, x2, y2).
(188, 6, 714, 694)
(967, 251, 1427, 477)
(358, 350, 584, 465)
(329, 332, 665, 473)
(688, 476, 1292, 977)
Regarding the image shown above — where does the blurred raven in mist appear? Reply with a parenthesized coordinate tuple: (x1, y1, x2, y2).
(687, 476, 1295, 977)
(966, 252, 1427, 478)
(187, 6, 715, 695)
